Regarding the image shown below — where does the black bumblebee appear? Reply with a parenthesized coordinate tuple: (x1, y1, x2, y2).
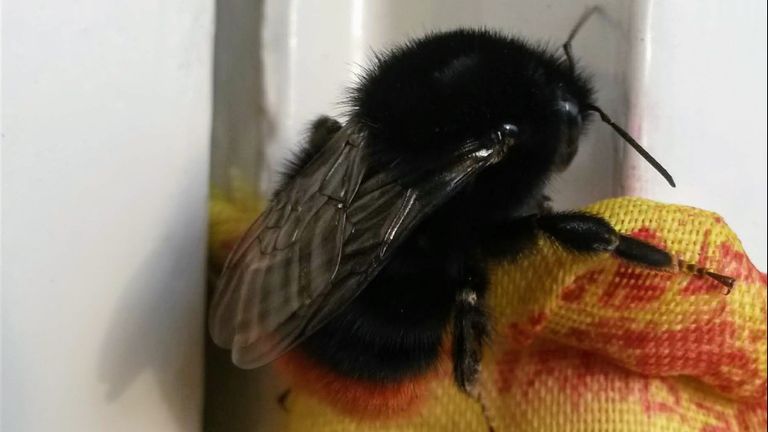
(209, 16, 733, 405)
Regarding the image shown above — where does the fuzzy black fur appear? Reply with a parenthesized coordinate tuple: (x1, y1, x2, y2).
(351, 28, 594, 173)
(288, 29, 608, 387)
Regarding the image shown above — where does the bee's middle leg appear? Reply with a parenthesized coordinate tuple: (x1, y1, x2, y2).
(452, 267, 496, 431)
(452, 268, 489, 394)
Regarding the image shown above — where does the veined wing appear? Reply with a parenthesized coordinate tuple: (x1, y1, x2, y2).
(209, 124, 509, 368)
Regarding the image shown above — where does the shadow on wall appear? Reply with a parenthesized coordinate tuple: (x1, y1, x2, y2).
(209, 0, 274, 193)
(97, 168, 207, 431)
(205, 0, 283, 431)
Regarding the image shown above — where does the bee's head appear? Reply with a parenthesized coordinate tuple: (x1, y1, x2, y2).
(353, 27, 674, 191)
(352, 28, 595, 188)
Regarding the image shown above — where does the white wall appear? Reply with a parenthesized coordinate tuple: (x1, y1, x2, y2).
(2, 1, 214, 431)
(626, 0, 766, 270)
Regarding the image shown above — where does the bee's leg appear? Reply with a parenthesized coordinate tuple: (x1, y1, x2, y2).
(481, 212, 619, 258)
(452, 269, 495, 431)
(452, 274, 488, 393)
(535, 212, 620, 254)
(537, 211, 680, 267)
(536, 212, 735, 291)
(613, 234, 735, 291)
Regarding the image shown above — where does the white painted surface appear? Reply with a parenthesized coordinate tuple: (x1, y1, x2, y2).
(2, 1, 214, 430)
(625, 0, 766, 270)
(0, 0, 4, 425)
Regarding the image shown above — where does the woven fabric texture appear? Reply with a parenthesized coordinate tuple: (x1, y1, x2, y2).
(209, 194, 767, 431)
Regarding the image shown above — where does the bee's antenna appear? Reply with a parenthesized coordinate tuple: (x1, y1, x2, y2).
(563, 6, 603, 75)
(563, 8, 675, 187)
(586, 104, 676, 187)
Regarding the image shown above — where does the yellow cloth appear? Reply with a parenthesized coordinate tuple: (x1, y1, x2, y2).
(209, 193, 767, 431)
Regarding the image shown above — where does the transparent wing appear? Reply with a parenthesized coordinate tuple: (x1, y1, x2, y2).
(209, 124, 508, 368)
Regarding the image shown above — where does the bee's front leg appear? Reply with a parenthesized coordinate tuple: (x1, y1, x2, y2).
(481, 212, 733, 291)
(535, 212, 735, 291)
(535, 212, 622, 254)
(535, 211, 680, 270)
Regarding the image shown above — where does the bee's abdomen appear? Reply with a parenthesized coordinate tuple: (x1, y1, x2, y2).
(299, 235, 463, 382)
